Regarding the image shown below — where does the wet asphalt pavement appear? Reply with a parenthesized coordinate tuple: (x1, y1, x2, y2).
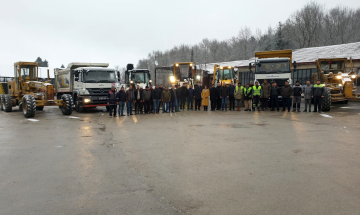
(0, 102, 360, 215)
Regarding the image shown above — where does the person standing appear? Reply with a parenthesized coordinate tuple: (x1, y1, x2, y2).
(116, 86, 126, 116)
(281, 81, 292, 112)
(216, 83, 222, 110)
(162, 86, 171, 113)
(292, 81, 302, 112)
(201, 85, 210, 111)
(152, 85, 161, 114)
(159, 84, 164, 112)
(194, 83, 203, 111)
(175, 85, 181, 112)
(210, 84, 218, 111)
(107, 86, 118, 118)
(220, 83, 229, 111)
(312, 79, 324, 112)
(234, 82, 243, 111)
(187, 85, 194, 111)
(228, 82, 235, 111)
(142, 86, 152, 114)
(126, 85, 134, 116)
(303, 80, 313, 112)
(170, 85, 176, 113)
(134, 86, 143, 115)
(243, 84, 252, 111)
(261, 79, 271, 111)
(270, 82, 281, 112)
(149, 85, 154, 113)
(252, 81, 262, 111)
(180, 83, 188, 111)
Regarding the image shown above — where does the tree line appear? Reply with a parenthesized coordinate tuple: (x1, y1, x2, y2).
(136, 1, 360, 74)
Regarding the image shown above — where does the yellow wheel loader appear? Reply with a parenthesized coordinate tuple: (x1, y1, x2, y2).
(212, 65, 236, 86)
(0, 62, 73, 118)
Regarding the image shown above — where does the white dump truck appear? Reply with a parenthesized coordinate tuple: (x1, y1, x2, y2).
(54, 63, 117, 112)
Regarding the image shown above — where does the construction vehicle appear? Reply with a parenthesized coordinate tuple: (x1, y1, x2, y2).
(212, 65, 236, 86)
(0, 62, 73, 118)
(169, 62, 197, 87)
(312, 58, 359, 111)
(122, 64, 152, 90)
(54, 63, 117, 112)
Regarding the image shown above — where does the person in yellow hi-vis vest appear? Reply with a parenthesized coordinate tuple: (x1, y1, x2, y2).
(252, 81, 262, 111)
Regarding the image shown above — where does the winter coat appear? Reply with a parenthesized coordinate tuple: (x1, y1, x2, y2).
(313, 84, 324, 97)
(220, 86, 229, 97)
(270, 86, 281, 96)
(126, 89, 134, 102)
(188, 88, 194, 99)
(216, 86, 222, 99)
(210, 87, 218, 101)
(201, 89, 210, 106)
(194, 86, 203, 100)
(162, 90, 171, 102)
(134, 90, 143, 100)
(107, 90, 118, 105)
(152, 88, 162, 100)
(180, 86, 188, 98)
(234, 86, 243, 100)
(142, 89, 152, 101)
(228, 85, 235, 97)
(176, 88, 181, 99)
(261, 83, 271, 98)
(292, 85, 303, 97)
(243, 87, 252, 100)
(281, 85, 292, 98)
(303, 84, 313, 99)
(116, 90, 126, 102)
(170, 89, 176, 100)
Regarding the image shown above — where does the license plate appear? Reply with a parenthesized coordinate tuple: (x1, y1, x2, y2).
(98, 97, 106, 100)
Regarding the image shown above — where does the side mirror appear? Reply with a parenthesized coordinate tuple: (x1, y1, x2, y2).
(248, 63, 252, 70)
(293, 61, 297, 70)
(117, 71, 120, 81)
(75, 77, 79, 81)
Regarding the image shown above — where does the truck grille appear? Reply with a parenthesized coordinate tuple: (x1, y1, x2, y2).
(87, 88, 111, 96)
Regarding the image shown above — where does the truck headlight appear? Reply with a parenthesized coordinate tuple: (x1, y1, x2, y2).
(84, 98, 91, 103)
(130, 80, 134, 84)
(149, 80, 152, 83)
(351, 75, 356, 79)
(170, 76, 175, 83)
(336, 75, 342, 79)
(196, 75, 200, 80)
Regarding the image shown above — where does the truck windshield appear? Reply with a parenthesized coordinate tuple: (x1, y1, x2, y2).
(83, 70, 116, 83)
(217, 69, 233, 80)
(256, 62, 290, 74)
(131, 72, 150, 83)
(320, 61, 345, 73)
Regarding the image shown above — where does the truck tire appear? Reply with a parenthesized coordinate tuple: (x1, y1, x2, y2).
(22, 95, 36, 118)
(36, 106, 44, 111)
(322, 88, 331, 112)
(0, 95, 4, 111)
(4, 94, 13, 112)
(61, 94, 73, 115)
(75, 96, 84, 112)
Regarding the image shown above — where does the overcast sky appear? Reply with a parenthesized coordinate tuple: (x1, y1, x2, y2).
(1, 0, 359, 76)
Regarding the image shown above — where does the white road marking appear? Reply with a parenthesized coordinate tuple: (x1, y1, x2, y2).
(319, 114, 333, 118)
(27, 119, 39, 122)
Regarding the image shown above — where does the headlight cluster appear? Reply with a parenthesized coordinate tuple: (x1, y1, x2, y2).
(84, 98, 91, 103)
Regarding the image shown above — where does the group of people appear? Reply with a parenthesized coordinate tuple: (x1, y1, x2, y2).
(106, 79, 325, 117)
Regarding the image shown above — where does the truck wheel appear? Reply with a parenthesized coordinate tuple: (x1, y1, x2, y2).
(36, 106, 44, 111)
(61, 94, 73, 115)
(322, 88, 331, 112)
(4, 94, 13, 112)
(0, 95, 4, 111)
(22, 95, 36, 118)
(75, 97, 84, 112)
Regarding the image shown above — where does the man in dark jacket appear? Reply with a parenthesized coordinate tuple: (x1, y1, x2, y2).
(116, 86, 126, 116)
(159, 84, 164, 112)
(312, 79, 325, 112)
(210, 84, 217, 111)
(194, 83, 203, 111)
(175, 85, 181, 112)
(292, 81, 302, 112)
(107, 86, 118, 117)
(243, 84, 252, 111)
(270, 82, 281, 111)
(228, 82, 235, 111)
(134, 86, 143, 115)
(142, 86, 152, 114)
(281, 81, 292, 112)
(149, 85, 154, 113)
(220, 83, 229, 111)
(152, 85, 161, 114)
(261, 79, 271, 111)
(216, 83, 222, 110)
(126, 85, 134, 116)
(187, 85, 194, 111)
(170, 85, 177, 113)
(180, 83, 188, 111)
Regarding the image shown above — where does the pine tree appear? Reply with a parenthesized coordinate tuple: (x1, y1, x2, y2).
(61, 64, 65, 68)
(275, 22, 289, 50)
